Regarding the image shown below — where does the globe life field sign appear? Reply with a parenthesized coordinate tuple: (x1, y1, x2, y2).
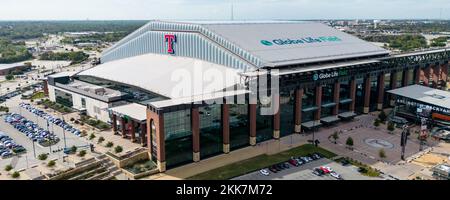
(313, 69, 348, 81)
(261, 36, 342, 46)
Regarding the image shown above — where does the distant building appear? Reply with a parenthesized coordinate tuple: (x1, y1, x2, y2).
(432, 164, 450, 180)
(0, 62, 32, 75)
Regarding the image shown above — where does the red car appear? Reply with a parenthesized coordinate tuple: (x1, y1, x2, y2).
(320, 166, 331, 174)
(288, 159, 299, 167)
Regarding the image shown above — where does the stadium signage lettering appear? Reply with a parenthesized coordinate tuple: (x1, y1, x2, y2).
(164, 34, 177, 54)
(261, 36, 342, 46)
(313, 69, 348, 81)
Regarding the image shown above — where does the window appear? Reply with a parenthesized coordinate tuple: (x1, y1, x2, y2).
(81, 98, 86, 109)
(164, 109, 193, 168)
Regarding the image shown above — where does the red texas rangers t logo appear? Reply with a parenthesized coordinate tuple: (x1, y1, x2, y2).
(164, 34, 176, 54)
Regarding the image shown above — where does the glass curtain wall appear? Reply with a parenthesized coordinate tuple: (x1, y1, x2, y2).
(280, 90, 295, 137)
(229, 104, 249, 150)
(164, 109, 193, 168)
(199, 105, 223, 159)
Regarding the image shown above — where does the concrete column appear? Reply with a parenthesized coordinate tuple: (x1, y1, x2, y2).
(120, 117, 127, 138)
(363, 76, 371, 114)
(273, 94, 280, 140)
(423, 66, 431, 86)
(332, 82, 340, 115)
(129, 120, 136, 142)
(294, 89, 303, 133)
(414, 68, 421, 84)
(140, 123, 146, 147)
(112, 114, 117, 133)
(222, 104, 230, 154)
(147, 110, 165, 172)
(350, 79, 356, 112)
(314, 86, 322, 122)
(402, 70, 410, 87)
(249, 104, 257, 146)
(191, 107, 200, 162)
(433, 65, 441, 88)
(442, 64, 449, 89)
(377, 73, 385, 110)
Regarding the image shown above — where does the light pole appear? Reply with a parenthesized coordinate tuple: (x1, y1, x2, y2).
(62, 115, 67, 148)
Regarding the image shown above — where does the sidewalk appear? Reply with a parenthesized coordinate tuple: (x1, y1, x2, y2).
(146, 134, 308, 180)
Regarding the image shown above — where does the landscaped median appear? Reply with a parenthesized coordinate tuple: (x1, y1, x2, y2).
(187, 144, 337, 180)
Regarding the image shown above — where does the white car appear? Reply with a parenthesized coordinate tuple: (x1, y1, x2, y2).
(259, 169, 270, 176)
(330, 171, 342, 180)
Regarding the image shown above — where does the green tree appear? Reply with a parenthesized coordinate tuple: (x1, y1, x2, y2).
(346, 137, 354, 150)
(70, 145, 78, 153)
(38, 153, 48, 161)
(388, 122, 395, 132)
(379, 149, 386, 159)
(114, 146, 123, 153)
(11, 171, 20, 179)
(4, 165, 13, 171)
(374, 119, 381, 128)
(106, 142, 114, 148)
(5, 74, 14, 80)
(378, 111, 387, 122)
(47, 160, 56, 167)
(78, 150, 86, 157)
(97, 136, 105, 144)
(331, 131, 339, 144)
(89, 133, 96, 140)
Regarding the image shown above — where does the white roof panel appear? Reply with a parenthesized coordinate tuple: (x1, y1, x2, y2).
(78, 53, 243, 99)
(202, 22, 390, 66)
(388, 85, 450, 109)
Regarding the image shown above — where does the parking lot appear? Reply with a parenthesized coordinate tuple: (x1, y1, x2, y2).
(234, 158, 381, 180)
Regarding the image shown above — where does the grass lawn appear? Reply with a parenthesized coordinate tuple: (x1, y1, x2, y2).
(31, 91, 45, 100)
(187, 144, 337, 180)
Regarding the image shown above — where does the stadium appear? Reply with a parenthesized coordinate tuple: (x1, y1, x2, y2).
(45, 21, 450, 172)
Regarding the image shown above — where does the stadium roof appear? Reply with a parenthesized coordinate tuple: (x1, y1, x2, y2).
(78, 53, 243, 99)
(387, 85, 450, 109)
(102, 21, 390, 69)
(199, 22, 390, 66)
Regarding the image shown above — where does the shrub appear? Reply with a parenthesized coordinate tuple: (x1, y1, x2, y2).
(11, 171, 20, 179)
(98, 137, 105, 144)
(70, 145, 77, 153)
(47, 160, 56, 167)
(38, 153, 48, 160)
(106, 142, 114, 148)
(89, 133, 96, 140)
(346, 137, 354, 149)
(78, 150, 86, 157)
(379, 149, 386, 159)
(388, 122, 395, 132)
(114, 146, 123, 153)
(378, 111, 387, 122)
(4, 165, 13, 171)
(70, 118, 75, 122)
(374, 119, 380, 127)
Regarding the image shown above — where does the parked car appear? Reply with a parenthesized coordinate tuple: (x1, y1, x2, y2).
(313, 168, 324, 176)
(289, 158, 299, 167)
(330, 171, 342, 180)
(269, 166, 278, 173)
(320, 166, 331, 174)
(259, 169, 270, 176)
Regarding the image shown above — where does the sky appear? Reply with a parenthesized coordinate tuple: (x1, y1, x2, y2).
(0, 0, 450, 21)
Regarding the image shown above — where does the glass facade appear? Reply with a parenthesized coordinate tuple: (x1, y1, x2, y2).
(395, 71, 403, 88)
(407, 69, 415, 86)
(370, 77, 378, 112)
(280, 90, 295, 137)
(355, 78, 365, 113)
(384, 73, 391, 107)
(164, 109, 193, 168)
(340, 81, 351, 100)
(150, 120, 157, 162)
(302, 87, 317, 123)
(256, 103, 273, 143)
(229, 104, 249, 150)
(322, 84, 334, 104)
(55, 89, 73, 107)
(199, 105, 223, 159)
